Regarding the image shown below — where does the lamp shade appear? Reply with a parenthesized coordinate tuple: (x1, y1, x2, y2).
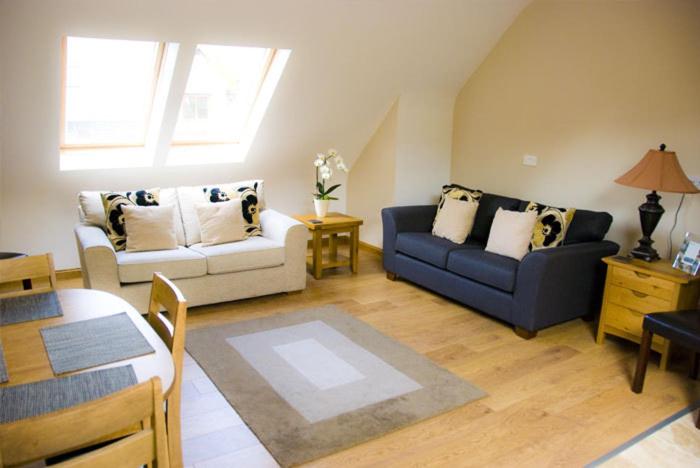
(615, 147, 699, 194)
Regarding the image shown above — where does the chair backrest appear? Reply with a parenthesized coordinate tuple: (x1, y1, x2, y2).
(0, 378, 170, 468)
(0, 253, 57, 298)
(147, 272, 187, 468)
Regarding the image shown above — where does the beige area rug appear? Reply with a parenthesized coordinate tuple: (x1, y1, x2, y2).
(186, 305, 485, 467)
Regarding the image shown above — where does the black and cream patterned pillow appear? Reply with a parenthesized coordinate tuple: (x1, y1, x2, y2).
(434, 184, 483, 227)
(525, 201, 576, 251)
(101, 189, 160, 251)
(201, 182, 262, 238)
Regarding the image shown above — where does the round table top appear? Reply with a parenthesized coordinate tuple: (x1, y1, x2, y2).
(0, 288, 174, 394)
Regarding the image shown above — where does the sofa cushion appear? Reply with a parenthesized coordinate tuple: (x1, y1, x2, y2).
(116, 246, 206, 283)
(524, 201, 576, 250)
(447, 249, 520, 293)
(189, 236, 284, 274)
(177, 180, 265, 246)
(471, 193, 522, 243)
(78, 188, 186, 246)
(564, 209, 613, 244)
(395, 232, 482, 269)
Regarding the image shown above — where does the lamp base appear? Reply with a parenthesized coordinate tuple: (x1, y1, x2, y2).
(629, 190, 664, 262)
(629, 245, 660, 262)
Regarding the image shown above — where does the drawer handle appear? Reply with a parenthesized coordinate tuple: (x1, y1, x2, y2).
(634, 271, 651, 279)
(631, 290, 648, 298)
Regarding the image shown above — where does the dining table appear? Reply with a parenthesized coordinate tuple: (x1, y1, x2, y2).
(0, 288, 174, 396)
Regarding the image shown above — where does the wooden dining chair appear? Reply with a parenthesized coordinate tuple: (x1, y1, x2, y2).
(147, 272, 187, 468)
(0, 377, 170, 468)
(0, 253, 57, 298)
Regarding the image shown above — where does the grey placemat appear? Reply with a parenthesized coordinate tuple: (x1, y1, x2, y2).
(40, 312, 155, 375)
(0, 291, 63, 325)
(0, 365, 137, 423)
(0, 340, 7, 383)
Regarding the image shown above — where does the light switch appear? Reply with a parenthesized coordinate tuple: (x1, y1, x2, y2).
(523, 154, 538, 167)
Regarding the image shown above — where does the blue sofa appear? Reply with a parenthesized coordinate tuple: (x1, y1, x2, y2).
(382, 193, 619, 338)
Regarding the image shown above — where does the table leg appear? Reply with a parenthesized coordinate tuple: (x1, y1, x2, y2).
(659, 339, 671, 371)
(312, 230, 323, 280)
(350, 226, 359, 274)
(329, 233, 338, 261)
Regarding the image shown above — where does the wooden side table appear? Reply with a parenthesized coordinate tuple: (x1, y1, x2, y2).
(293, 213, 363, 280)
(596, 255, 700, 369)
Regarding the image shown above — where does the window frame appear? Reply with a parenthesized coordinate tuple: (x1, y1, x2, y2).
(59, 36, 167, 150)
(170, 47, 277, 147)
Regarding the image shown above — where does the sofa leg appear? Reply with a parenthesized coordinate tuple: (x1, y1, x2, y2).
(581, 312, 596, 322)
(386, 272, 398, 281)
(514, 326, 537, 340)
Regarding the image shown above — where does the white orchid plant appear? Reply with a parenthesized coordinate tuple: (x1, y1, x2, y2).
(313, 148, 348, 200)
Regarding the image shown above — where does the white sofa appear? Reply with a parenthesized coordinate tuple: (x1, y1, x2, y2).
(74, 180, 307, 312)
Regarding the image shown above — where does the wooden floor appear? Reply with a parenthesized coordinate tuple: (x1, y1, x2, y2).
(59, 249, 700, 466)
(602, 412, 700, 466)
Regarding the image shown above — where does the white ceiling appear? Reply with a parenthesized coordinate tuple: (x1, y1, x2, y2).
(0, 0, 530, 167)
(0, 0, 531, 267)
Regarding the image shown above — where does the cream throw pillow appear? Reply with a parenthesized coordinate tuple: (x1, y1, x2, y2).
(485, 208, 537, 261)
(432, 197, 479, 244)
(195, 200, 246, 246)
(122, 205, 178, 252)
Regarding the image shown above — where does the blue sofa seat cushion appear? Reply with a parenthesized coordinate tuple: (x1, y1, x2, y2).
(395, 232, 482, 269)
(446, 249, 519, 293)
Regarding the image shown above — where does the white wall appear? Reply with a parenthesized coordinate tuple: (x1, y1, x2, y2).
(0, 0, 529, 268)
(394, 92, 454, 206)
(347, 102, 398, 248)
(452, 0, 700, 258)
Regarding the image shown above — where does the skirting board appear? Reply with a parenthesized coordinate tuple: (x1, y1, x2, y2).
(359, 241, 382, 256)
(56, 269, 82, 281)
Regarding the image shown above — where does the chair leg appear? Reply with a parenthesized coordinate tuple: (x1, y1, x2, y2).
(696, 409, 700, 430)
(690, 351, 700, 380)
(632, 329, 653, 394)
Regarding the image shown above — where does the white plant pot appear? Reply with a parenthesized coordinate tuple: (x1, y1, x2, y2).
(314, 199, 330, 218)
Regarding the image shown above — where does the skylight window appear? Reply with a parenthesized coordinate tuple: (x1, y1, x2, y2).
(61, 37, 163, 148)
(172, 44, 273, 144)
(59, 37, 290, 170)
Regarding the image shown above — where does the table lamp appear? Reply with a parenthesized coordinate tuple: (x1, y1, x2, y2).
(615, 144, 699, 262)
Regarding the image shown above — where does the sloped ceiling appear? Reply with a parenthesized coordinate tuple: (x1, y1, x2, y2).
(0, 0, 530, 267)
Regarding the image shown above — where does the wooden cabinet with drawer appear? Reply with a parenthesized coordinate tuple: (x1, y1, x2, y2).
(596, 256, 700, 370)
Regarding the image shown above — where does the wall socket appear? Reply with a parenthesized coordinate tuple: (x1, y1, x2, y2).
(522, 154, 538, 166)
(689, 176, 700, 190)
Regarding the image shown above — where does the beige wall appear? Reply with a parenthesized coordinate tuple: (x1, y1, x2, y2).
(452, 0, 700, 258)
(347, 102, 398, 247)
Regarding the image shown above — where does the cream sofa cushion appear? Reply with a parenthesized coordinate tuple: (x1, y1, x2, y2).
(189, 236, 284, 275)
(78, 188, 186, 246)
(432, 197, 479, 244)
(177, 180, 265, 246)
(196, 200, 246, 246)
(123, 205, 178, 252)
(116, 247, 207, 283)
(485, 208, 537, 261)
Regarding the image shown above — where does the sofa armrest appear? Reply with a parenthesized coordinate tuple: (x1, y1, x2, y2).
(513, 240, 620, 332)
(381, 205, 437, 273)
(261, 209, 307, 290)
(73, 223, 120, 292)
